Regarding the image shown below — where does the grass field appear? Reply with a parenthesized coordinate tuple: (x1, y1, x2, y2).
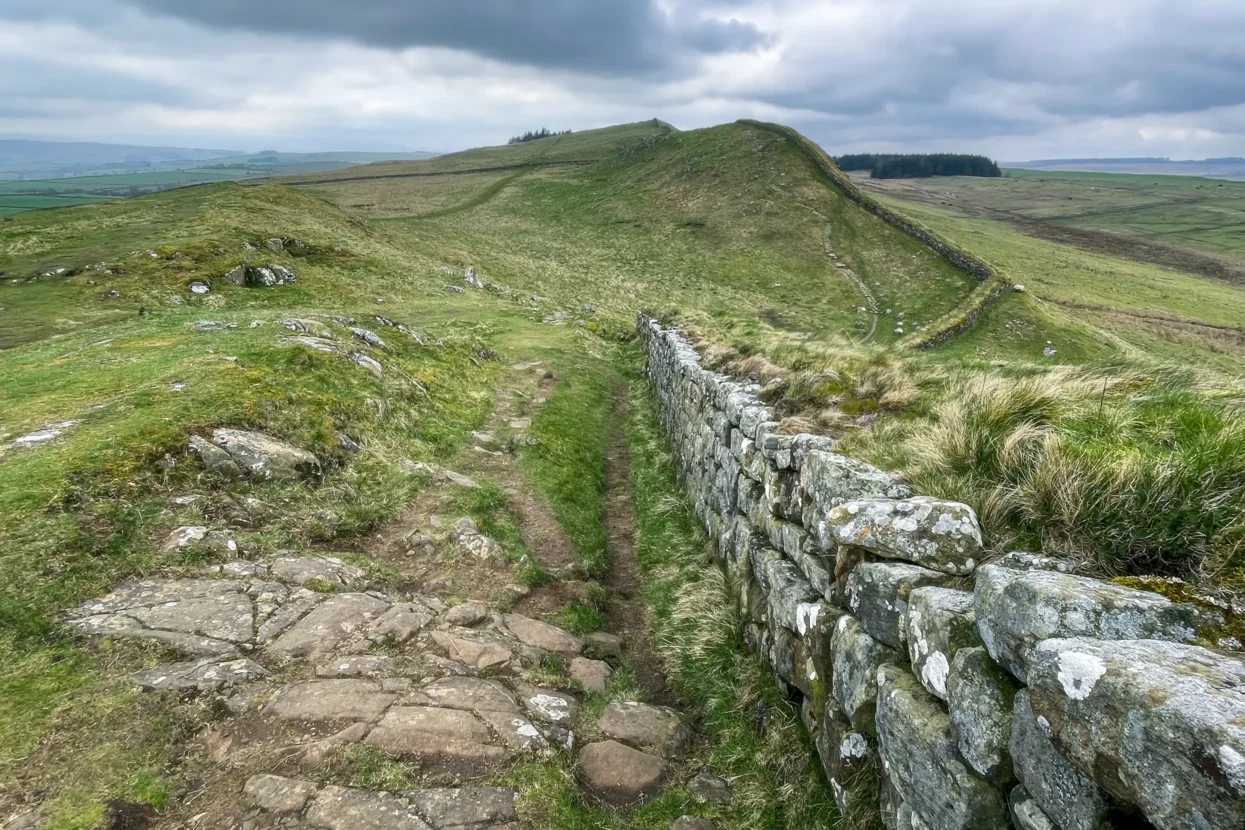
(856, 168, 1245, 284)
(2, 119, 1245, 827)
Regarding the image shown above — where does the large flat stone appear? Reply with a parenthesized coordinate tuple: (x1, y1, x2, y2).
(973, 565, 1219, 682)
(133, 657, 267, 692)
(266, 593, 391, 658)
(265, 679, 397, 722)
(579, 740, 670, 806)
(415, 677, 518, 714)
(875, 665, 1009, 830)
(404, 788, 519, 829)
(306, 785, 431, 830)
(828, 497, 983, 575)
(366, 706, 505, 766)
(428, 630, 515, 669)
(1027, 637, 1245, 830)
(269, 556, 366, 590)
(503, 614, 582, 654)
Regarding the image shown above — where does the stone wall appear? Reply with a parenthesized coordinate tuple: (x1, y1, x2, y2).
(638, 313, 1245, 830)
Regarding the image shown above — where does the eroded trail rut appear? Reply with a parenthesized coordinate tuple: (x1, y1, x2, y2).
(63, 360, 711, 829)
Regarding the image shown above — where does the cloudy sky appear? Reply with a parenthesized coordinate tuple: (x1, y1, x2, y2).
(3, 0, 1244, 159)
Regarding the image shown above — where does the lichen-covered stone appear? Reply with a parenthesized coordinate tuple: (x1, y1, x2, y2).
(947, 647, 1018, 785)
(828, 498, 983, 575)
(758, 551, 819, 632)
(208, 428, 321, 481)
(831, 614, 899, 734)
(875, 665, 1009, 830)
(815, 696, 874, 799)
(1027, 637, 1245, 830)
(974, 564, 1221, 682)
(845, 562, 951, 651)
(801, 450, 911, 547)
(906, 587, 978, 699)
(1010, 690, 1109, 830)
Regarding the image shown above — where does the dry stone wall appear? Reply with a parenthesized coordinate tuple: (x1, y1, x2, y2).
(638, 313, 1245, 830)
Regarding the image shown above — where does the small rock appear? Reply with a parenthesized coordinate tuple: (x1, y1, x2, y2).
(671, 818, 714, 830)
(445, 601, 489, 627)
(688, 770, 734, 805)
(188, 281, 211, 294)
(579, 740, 670, 806)
(569, 657, 612, 693)
(245, 774, 316, 814)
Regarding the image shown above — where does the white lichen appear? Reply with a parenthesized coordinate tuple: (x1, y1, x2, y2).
(1056, 650, 1107, 700)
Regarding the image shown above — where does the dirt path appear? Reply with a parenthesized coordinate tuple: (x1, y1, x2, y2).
(600, 386, 673, 705)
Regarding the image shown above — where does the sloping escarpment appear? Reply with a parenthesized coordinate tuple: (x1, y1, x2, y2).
(739, 120, 994, 282)
(639, 313, 1245, 830)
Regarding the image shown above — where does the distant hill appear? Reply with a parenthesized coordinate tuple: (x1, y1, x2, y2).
(1005, 156, 1245, 181)
(0, 139, 437, 181)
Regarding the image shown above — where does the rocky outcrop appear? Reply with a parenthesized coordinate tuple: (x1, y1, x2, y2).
(191, 428, 322, 482)
(638, 313, 1245, 830)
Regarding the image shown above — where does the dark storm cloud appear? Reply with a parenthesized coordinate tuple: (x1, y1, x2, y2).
(121, 0, 770, 75)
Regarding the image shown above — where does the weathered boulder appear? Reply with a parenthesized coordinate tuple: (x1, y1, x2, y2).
(906, 587, 978, 699)
(947, 647, 1018, 785)
(597, 701, 691, 757)
(1010, 690, 1110, 830)
(269, 555, 366, 590)
(974, 565, 1220, 682)
(445, 601, 489, 627)
(827, 497, 983, 575)
(579, 740, 670, 806)
(188, 434, 243, 478)
(831, 614, 900, 734)
(845, 562, 951, 651)
(365, 706, 505, 766)
(875, 665, 1009, 830)
(207, 429, 321, 482)
(1027, 637, 1245, 830)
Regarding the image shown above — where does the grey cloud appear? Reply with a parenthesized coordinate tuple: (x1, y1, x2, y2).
(119, 0, 769, 75)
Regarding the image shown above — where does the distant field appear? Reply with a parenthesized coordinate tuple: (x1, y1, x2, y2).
(854, 168, 1245, 284)
(0, 156, 439, 216)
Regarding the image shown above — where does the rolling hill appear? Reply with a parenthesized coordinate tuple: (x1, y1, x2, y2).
(1, 119, 1243, 829)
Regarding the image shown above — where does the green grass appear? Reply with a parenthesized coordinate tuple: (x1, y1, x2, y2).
(4, 115, 1245, 825)
(520, 352, 617, 576)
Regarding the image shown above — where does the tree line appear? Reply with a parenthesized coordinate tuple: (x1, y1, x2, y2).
(508, 128, 572, 145)
(835, 153, 1002, 179)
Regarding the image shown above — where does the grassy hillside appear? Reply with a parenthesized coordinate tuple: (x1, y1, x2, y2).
(2, 119, 1244, 828)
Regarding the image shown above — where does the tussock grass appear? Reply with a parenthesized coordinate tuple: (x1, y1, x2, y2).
(841, 364, 1245, 586)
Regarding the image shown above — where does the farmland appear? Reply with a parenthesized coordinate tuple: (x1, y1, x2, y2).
(855, 168, 1245, 284)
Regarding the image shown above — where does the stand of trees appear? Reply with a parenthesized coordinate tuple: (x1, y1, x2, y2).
(835, 153, 1002, 179)
(508, 128, 572, 145)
